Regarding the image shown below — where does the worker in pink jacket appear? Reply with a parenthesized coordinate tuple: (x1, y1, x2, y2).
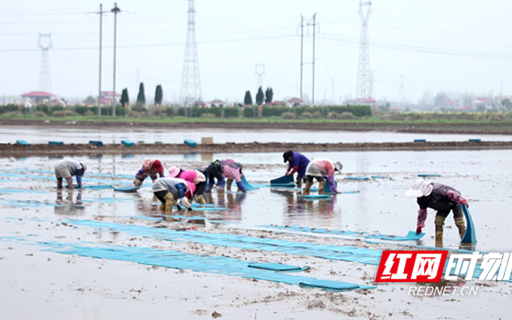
(168, 166, 207, 204)
(206, 159, 246, 193)
(304, 158, 343, 195)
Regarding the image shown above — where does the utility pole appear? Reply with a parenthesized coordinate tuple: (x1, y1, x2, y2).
(111, 3, 121, 118)
(98, 4, 103, 115)
(299, 14, 318, 105)
(311, 13, 316, 105)
(299, 15, 304, 101)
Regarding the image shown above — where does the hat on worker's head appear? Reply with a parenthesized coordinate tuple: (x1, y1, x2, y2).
(153, 160, 163, 172)
(405, 179, 434, 198)
(80, 163, 87, 174)
(168, 166, 180, 178)
(283, 150, 293, 163)
(334, 161, 343, 173)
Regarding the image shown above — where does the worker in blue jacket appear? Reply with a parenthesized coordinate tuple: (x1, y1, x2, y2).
(283, 150, 310, 188)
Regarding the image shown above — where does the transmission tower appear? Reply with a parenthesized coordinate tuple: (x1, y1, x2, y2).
(399, 75, 405, 102)
(356, 0, 371, 99)
(255, 64, 265, 88)
(180, 0, 202, 105)
(38, 33, 52, 92)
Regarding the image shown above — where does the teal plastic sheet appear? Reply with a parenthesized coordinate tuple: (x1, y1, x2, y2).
(418, 174, 441, 177)
(114, 186, 140, 192)
(65, 220, 383, 265)
(299, 279, 359, 291)
(270, 175, 294, 185)
(300, 194, 332, 200)
(74, 184, 114, 190)
(0, 188, 47, 194)
(364, 230, 425, 241)
(0, 235, 373, 291)
(461, 204, 477, 243)
(260, 225, 360, 236)
(260, 225, 424, 241)
(241, 175, 259, 191)
(344, 177, 370, 180)
(248, 262, 306, 272)
(34, 240, 371, 291)
(371, 175, 390, 179)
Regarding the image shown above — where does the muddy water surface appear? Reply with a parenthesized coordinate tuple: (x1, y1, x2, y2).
(2, 149, 510, 252)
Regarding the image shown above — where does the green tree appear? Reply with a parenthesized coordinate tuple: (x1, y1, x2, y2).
(136, 82, 146, 105)
(120, 88, 129, 107)
(154, 85, 163, 105)
(244, 90, 253, 105)
(264, 87, 273, 104)
(502, 98, 512, 111)
(256, 86, 264, 105)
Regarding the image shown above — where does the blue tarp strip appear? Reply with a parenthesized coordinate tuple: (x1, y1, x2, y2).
(1, 235, 373, 291)
(64, 219, 383, 265)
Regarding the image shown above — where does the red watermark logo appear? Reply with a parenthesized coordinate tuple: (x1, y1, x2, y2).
(375, 251, 448, 282)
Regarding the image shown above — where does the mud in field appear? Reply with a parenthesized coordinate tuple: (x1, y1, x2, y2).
(1, 150, 512, 319)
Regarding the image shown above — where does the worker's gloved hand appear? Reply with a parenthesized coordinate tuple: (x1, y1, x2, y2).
(460, 199, 469, 208)
(176, 205, 182, 210)
(416, 227, 422, 235)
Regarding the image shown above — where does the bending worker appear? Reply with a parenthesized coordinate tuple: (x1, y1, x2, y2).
(134, 159, 165, 186)
(283, 150, 310, 188)
(206, 159, 246, 193)
(405, 179, 468, 241)
(54, 159, 87, 190)
(304, 158, 343, 195)
(168, 166, 207, 204)
(152, 177, 194, 212)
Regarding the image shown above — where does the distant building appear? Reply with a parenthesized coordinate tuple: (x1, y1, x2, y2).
(210, 99, 225, 107)
(21, 91, 65, 107)
(287, 98, 303, 107)
(343, 97, 377, 107)
(100, 91, 121, 106)
(472, 97, 493, 110)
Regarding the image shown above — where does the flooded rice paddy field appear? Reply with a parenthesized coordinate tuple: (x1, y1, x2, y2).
(2, 126, 512, 144)
(1, 148, 512, 319)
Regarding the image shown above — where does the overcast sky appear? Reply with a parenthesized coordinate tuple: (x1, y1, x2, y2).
(1, 0, 511, 104)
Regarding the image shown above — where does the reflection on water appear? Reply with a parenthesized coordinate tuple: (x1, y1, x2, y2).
(54, 189, 85, 216)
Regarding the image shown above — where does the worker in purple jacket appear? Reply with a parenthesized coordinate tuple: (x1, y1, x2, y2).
(405, 179, 468, 242)
(283, 150, 310, 188)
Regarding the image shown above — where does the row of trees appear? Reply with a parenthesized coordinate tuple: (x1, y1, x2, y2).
(0, 103, 372, 119)
(244, 87, 274, 105)
(119, 83, 163, 107)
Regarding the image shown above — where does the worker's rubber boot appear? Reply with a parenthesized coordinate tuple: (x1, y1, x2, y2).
(205, 182, 214, 193)
(296, 177, 302, 189)
(304, 181, 313, 195)
(454, 217, 466, 240)
(226, 179, 233, 191)
(435, 215, 445, 241)
(318, 181, 327, 194)
(196, 194, 207, 204)
(163, 193, 175, 212)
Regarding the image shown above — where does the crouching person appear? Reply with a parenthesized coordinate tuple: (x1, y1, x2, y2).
(152, 177, 193, 212)
(168, 166, 208, 204)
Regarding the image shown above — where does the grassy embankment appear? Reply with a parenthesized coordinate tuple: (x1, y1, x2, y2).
(1, 111, 512, 133)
